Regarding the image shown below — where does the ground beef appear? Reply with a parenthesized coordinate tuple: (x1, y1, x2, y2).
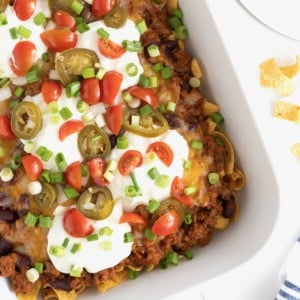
(0, 253, 17, 277)
(10, 272, 35, 294)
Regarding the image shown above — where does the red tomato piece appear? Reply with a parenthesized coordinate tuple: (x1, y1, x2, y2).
(40, 29, 78, 52)
(97, 38, 125, 59)
(171, 176, 193, 206)
(14, 0, 37, 21)
(58, 120, 84, 141)
(63, 208, 94, 238)
(54, 10, 76, 31)
(147, 141, 174, 167)
(80, 78, 101, 105)
(9, 41, 37, 76)
(151, 210, 179, 236)
(0, 114, 16, 140)
(105, 104, 122, 135)
(118, 150, 143, 176)
(92, 0, 114, 18)
(127, 86, 158, 108)
(65, 161, 82, 191)
(41, 80, 62, 104)
(22, 154, 43, 181)
(87, 158, 109, 186)
(100, 71, 123, 105)
(119, 212, 146, 226)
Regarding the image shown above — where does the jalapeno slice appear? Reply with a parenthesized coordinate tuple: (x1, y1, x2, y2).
(55, 48, 99, 86)
(11, 101, 43, 140)
(122, 107, 169, 137)
(48, 0, 84, 16)
(78, 125, 111, 159)
(104, 5, 127, 29)
(34, 182, 57, 208)
(152, 197, 185, 226)
(0, 0, 9, 13)
(77, 186, 114, 220)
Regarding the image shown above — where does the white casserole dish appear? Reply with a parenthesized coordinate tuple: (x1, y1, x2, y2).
(1, 0, 280, 299)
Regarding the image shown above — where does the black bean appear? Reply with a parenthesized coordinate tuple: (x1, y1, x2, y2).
(16, 193, 30, 218)
(0, 238, 12, 256)
(15, 253, 31, 271)
(222, 197, 235, 219)
(0, 208, 18, 222)
(51, 278, 72, 292)
(0, 193, 12, 208)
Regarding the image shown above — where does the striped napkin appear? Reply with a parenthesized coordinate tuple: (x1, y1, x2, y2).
(276, 238, 300, 300)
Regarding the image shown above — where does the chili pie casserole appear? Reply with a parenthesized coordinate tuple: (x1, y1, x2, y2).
(0, 0, 245, 299)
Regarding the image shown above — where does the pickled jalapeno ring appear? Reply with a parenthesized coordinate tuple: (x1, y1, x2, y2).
(77, 186, 114, 220)
(78, 124, 111, 159)
(34, 182, 57, 208)
(104, 5, 128, 29)
(11, 101, 43, 140)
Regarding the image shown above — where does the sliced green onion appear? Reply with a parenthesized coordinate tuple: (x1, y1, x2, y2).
(184, 249, 194, 260)
(103, 170, 114, 182)
(76, 22, 90, 33)
(55, 153, 67, 171)
(38, 215, 53, 228)
(99, 226, 113, 236)
(47, 101, 59, 114)
(75, 16, 83, 24)
(70, 265, 83, 277)
(175, 25, 189, 40)
(50, 114, 61, 124)
(166, 101, 176, 112)
(82, 67, 95, 79)
(62, 238, 70, 248)
(124, 232, 134, 243)
(26, 67, 40, 83)
(184, 213, 192, 225)
(42, 52, 50, 63)
(0, 13, 7, 26)
(106, 159, 118, 172)
(8, 154, 21, 170)
(86, 233, 99, 241)
(167, 16, 182, 30)
(138, 74, 150, 87)
(76, 100, 89, 113)
(117, 136, 129, 149)
(122, 40, 143, 52)
(33, 12, 46, 26)
(130, 172, 141, 195)
(125, 62, 138, 77)
(147, 167, 160, 180)
(9, 27, 18, 39)
(66, 81, 81, 97)
(63, 187, 80, 199)
(146, 199, 160, 213)
(71, 243, 82, 254)
(149, 76, 158, 88)
(17, 25, 32, 39)
(26, 268, 40, 283)
(51, 172, 64, 184)
(166, 250, 179, 265)
(97, 27, 109, 39)
(59, 106, 73, 120)
(183, 160, 192, 170)
(122, 91, 133, 102)
(161, 66, 172, 79)
(144, 228, 157, 241)
(81, 165, 89, 177)
(71, 0, 84, 15)
(147, 44, 160, 57)
(171, 8, 184, 19)
(0, 77, 10, 88)
(14, 87, 24, 97)
(155, 174, 170, 188)
(34, 262, 44, 274)
(96, 67, 106, 80)
(99, 240, 112, 251)
(36, 146, 53, 161)
(151, 62, 163, 72)
(0, 146, 5, 158)
(40, 170, 51, 183)
(189, 77, 201, 88)
(136, 19, 148, 34)
(183, 185, 196, 196)
(24, 212, 39, 227)
(125, 185, 138, 197)
(191, 140, 203, 151)
(127, 269, 139, 280)
(208, 172, 219, 185)
(139, 104, 153, 117)
(210, 112, 224, 125)
(215, 137, 224, 146)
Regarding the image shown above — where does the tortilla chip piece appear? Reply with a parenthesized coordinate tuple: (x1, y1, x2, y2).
(259, 58, 296, 96)
(292, 143, 300, 158)
(280, 56, 300, 78)
(273, 100, 300, 123)
(17, 282, 41, 300)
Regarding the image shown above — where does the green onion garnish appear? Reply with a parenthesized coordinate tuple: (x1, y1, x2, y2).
(124, 232, 134, 243)
(184, 213, 193, 225)
(49, 245, 66, 257)
(63, 187, 80, 199)
(122, 40, 143, 52)
(76, 22, 90, 33)
(33, 12, 46, 26)
(0, 77, 10, 88)
(116, 136, 129, 149)
(175, 25, 188, 40)
(147, 44, 160, 57)
(144, 228, 157, 241)
(66, 81, 81, 97)
(125, 62, 138, 77)
(161, 66, 172, 79)
(59, 106, 73, 120)
(99, 240, 112, 251)
(24, 212, 39, 227)
(0, 12, 7, 26)
(82, 67, 95, 79)
(191, 140, 203, 151)
(136, 19, 148, 34)
(184, 185, 196, 196)
(139, 104, 153, 117)
(127, 269, 139, 279)
(70, 265, 83, 277)
(38, 215, 53, 228)
(62, 238, 70, 248)
(155, 174, 170, 188)
(97, 27, 109, 39)
(210, 112, 224, 125)
(36, 146, 53, 161)
(138, 74, 150, 87)
(184, 249, 194, 260)
(167, 15, 182, 30)
(147, 167, 160, 180)
(55, 153, 67, 171)
(13, 86, 24, 97)
(9, 27, 18, 39)
(34, 262, 44, 274)
(17, 25, 32, 39)
(71, 243, 81, 254)
(147, 199, 160, 213)
(99, 226, 113, 236)
(50, 172, 64, 184)
(26, 67, 40, 83)
(208, 172, 219, 185)
(151, 62, 163, 72)
(86, 233, 99, 242)
(71, 0, 84, 15)
(166, 101, 176, 112)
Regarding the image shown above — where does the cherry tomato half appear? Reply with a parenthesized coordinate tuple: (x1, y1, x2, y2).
(65, 161, 82, 191)
(147, 141, 174, 167)
(63, 208, 94, 238)
(92, 0, 114, 18)
(119, 212, 146, 226)
(171, 176, 193, 206)
(80, 78, 101, 105)
(0, 114, 16, 140)
(22, 154, 43, 181)
(127, 86, 158, 108)
(14, 0, 37, 21)
(58, 120, 84, 141)
(97, 38, 125, 59)
(87, 157, 109, 186)
(54, 10, 76, 31)
(151, 210, 179, 236)
(118, 150, 143, 176)
(100, 71, 123, 105)
(41, 80, 62, 104)
(105, 104, 122, 135)
(40, 29, 78, 52)
(9, 41, 37, 76)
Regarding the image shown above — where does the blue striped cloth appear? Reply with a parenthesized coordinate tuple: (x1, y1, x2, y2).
(275, 238, 300, 300)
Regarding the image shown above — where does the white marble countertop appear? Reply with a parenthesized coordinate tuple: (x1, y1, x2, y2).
(168, 0, 300, 299)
